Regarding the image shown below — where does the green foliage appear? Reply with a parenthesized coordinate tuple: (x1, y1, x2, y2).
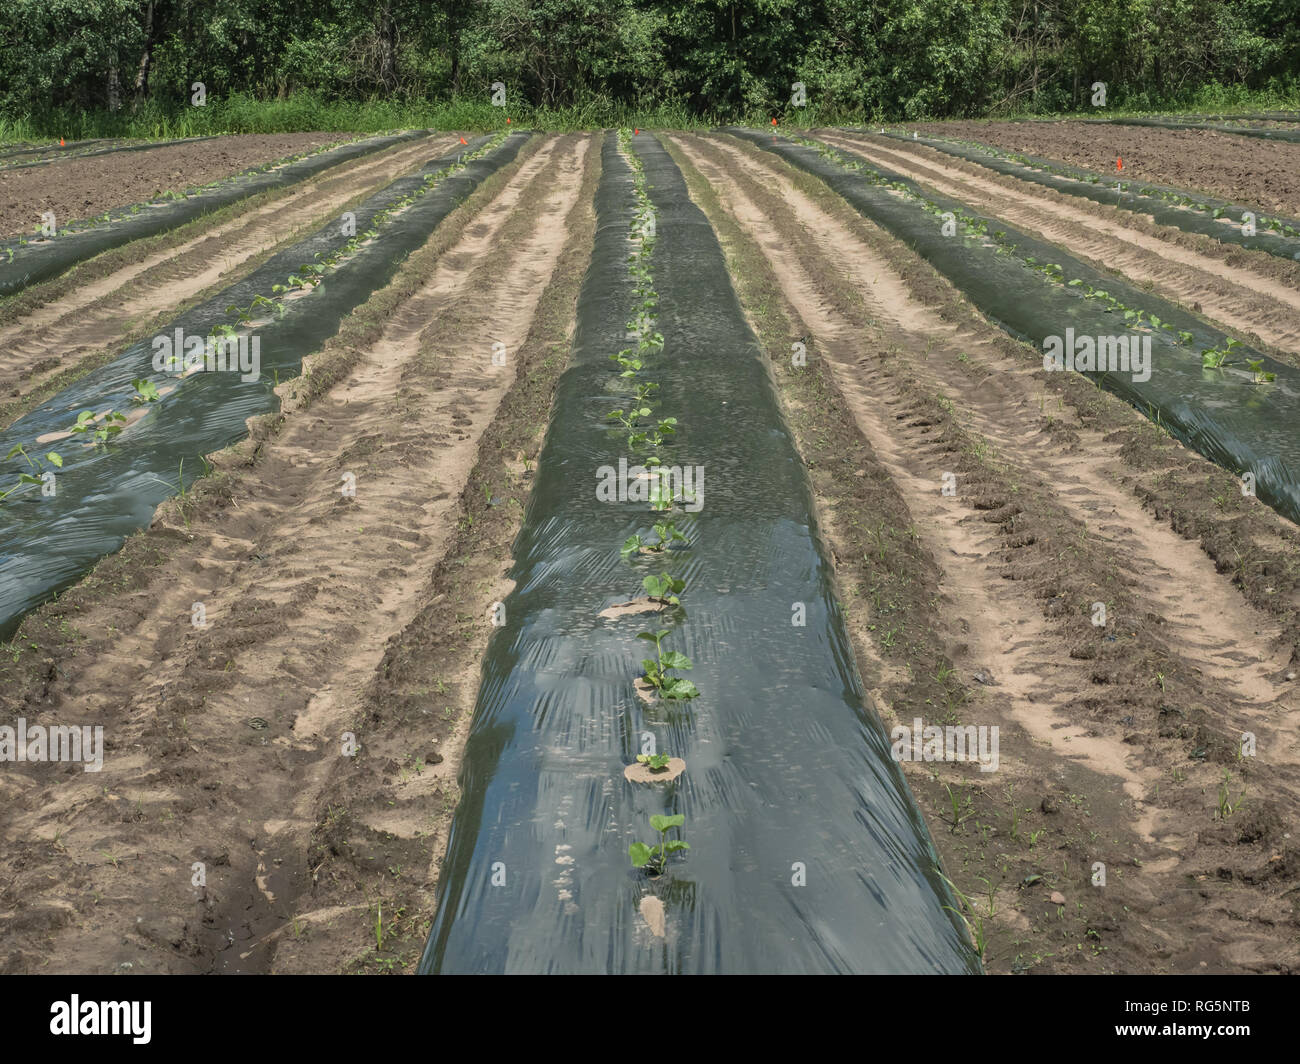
(642, 571, 684, 605)
(0, 444, 62, 502)
(1, 0, 1293, 134)
(628, 812, 689, 872)
(131, 379, 161, 404)
(622, 519, 688, 556)
(70, 409, 127, 448)
(637, 628, 698, 700)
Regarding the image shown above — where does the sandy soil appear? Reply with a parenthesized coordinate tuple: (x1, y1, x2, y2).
(0, 136, 458, 427)
(816, 129, 1300, 362)
(1, 125, 1296, 974)
(667, 130, 1300, 973)
(0, 133, 598, 974)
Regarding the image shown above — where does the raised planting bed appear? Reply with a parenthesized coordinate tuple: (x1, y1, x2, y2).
(417, 130, 980, 975)
(0, 133, 527, 638)
(0, 131, 430, 296)
(848, 128, 1300, 263)
(726, 128, 1300, 527)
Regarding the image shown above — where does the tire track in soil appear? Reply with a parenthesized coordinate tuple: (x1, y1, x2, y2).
(673, 132, 1299, 972)
(702, 131, 1295, 735)
(0, 133, 590, 974)
(672, 134, 1155, 819)
(0, 136, 458, 417)
(816, 130, 1300, 359)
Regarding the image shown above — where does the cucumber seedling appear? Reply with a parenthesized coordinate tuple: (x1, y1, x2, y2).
(71, 409, 127, 448)
(610, 350, 642, 377)
(0, 444, 62, 501)
(637, 628, 698, 700)
(636, 753, 672, 772)
(608, 404, 651, 432)
(642, 571, 685, 605)
(131, 379, 161, 404)
(632, 381, 659, 405)
(621, 519, 688, 556)
(1248, 358, 1276, 384)
(628, 813, 689, 874)
(1202, 338, 1242, 369)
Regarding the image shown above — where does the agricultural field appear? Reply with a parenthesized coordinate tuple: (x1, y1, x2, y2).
(1, 113, 1298, 985)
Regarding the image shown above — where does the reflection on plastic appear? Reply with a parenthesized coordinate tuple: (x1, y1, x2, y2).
(418, 132, 981, 975)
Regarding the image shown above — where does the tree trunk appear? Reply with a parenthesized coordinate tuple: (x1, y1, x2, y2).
(379, 3, 396, 90)
(134, 1, 155, 101)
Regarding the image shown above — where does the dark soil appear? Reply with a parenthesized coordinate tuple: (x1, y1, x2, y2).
(916, 119, 1300, 219)
(0, 132, 348, 238)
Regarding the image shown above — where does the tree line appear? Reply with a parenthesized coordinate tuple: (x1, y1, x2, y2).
(3, 0, 1297, 122)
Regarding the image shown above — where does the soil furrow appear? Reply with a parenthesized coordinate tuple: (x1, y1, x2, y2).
(670, 130, 1299, 973)
(818, 131, 1300, 359)
(702, 130, 1297, 756)
(0, 136, 457, 418)
(0, 132, 352, 239)
(0, 133, 590, 974)
(914, 120, 1300, 218)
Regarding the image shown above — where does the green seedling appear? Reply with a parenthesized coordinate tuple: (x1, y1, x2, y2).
(628, 420, 675, 454)
(636, 753, 672, 772)
(622, 519, 687, 556)
(608, 405, 651, 431)
(944, 783, 976, 832)
(0, 444, 62, 501)
(610, 351, 642, 377)
(632, 381, 659, 405)
(637, 628, 699, 700)
(1202, 337, 1241, 369)
(71, 409, 127, 448)
(643, 572, 685, 605)
(1247, 358, 1276, 384)
(1216, 769, 1246, 819)
(646, 468, 692, 513)
(628, 813, 689, 873)
(131, 379, 161, 404)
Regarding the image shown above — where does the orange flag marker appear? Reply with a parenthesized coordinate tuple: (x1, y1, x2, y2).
(59, 138, 65, 146)
(459, 136, 467, 145)
(771, 118, 778, 126)
(1117, 157, 1123, 170)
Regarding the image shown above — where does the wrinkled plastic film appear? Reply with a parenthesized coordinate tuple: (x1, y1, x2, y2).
(418, 131, 981, 975)
(0, 133, 529, 638)
(726, 129, 1300, 527)
(0, 130, 437, 296)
